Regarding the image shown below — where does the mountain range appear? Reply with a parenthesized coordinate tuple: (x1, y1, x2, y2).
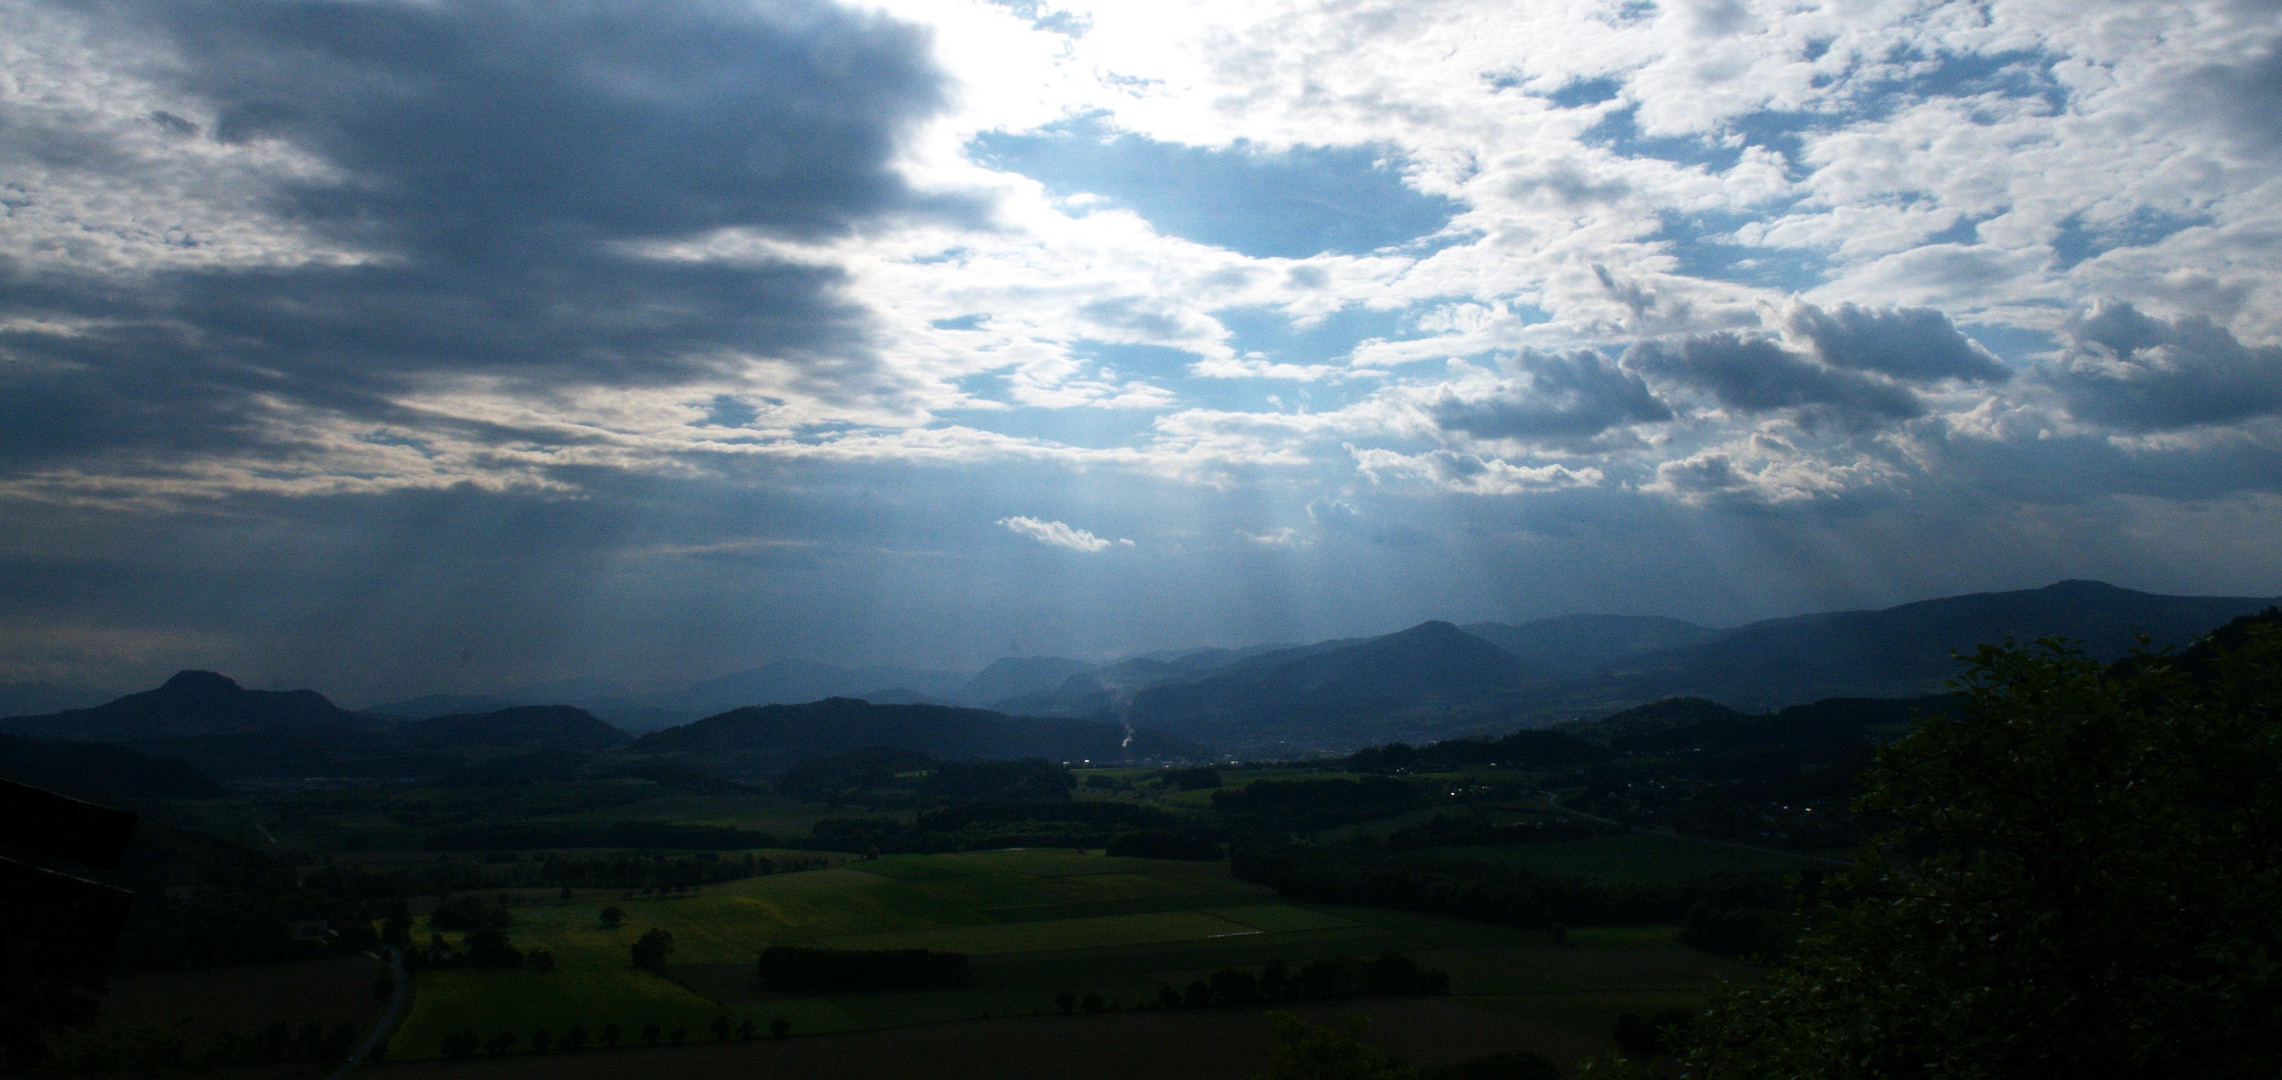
(1, 579, 2272, 777)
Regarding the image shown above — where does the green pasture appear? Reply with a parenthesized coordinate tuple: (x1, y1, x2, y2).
(1455, 831, 1820, 885)
(388, 848, 1755, 1060)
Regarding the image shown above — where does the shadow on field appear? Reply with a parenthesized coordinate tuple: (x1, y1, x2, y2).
(368, 998, 1596, 1079)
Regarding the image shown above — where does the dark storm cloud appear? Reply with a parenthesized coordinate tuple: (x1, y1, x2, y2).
(1785, 301, 2009, 383)
(2043, 301, 2282, 433)
(1428, 349, 1671, 447)
(1627, 332, 1926, 423)
(0, 0, 955, 476)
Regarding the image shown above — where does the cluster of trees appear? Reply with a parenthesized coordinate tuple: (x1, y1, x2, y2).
(1210, 776, 1427, 832)
(403, 929, 552, 973)
(756, 947, 971, 992)
(1057, 952, 1449, 1016)
(1231, 841, 1798, 931)
(438, 1014, 794, 1059)
(1345, 730, 1606, 773)
(1597, 618, 2282, 1078)
(422, 822, 786, 852)
(774, 751, 1077, 805)
(42, 1020, 362, 1075)
(1257, 1014, 1563, 1080)
(774, 746, 934, 802)
(1103, 830, 1222, 860)
(1380, 812, 1605, 851)
(810, 800, 1182, 854)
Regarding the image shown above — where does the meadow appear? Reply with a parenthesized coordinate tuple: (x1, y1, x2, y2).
(386, 846, 1759, 1065)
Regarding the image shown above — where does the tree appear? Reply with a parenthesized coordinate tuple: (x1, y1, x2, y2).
(1258, 1013, 1414, 1080)
(598, 906, 625, 930)
(769, 1017, 790, 1039)
(709, 1015, 729, 1041)
(599, 1023, 621, 1048)
(630, 929, 673, 972)
(1667, 627, 2282, 1080)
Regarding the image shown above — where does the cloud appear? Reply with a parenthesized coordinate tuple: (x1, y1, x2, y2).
(1783, 300, 2009, 383)
(1351, 447, 1602, 496)
(2043, 301, 2282, 433)
(0, 0, 955, 498)
(1425, 349, 1673, 448)
(997, 516, 1130, 551)
(1628, 332, 1927, 423)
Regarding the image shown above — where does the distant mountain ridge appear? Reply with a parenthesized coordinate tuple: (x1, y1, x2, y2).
(1590, 579, 2280, 710)
(632, 697, 1205, 778)
(1125, 621, 1539, 750)
(0, 671, 640, 781)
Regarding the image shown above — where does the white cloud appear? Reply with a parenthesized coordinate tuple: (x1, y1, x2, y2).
(997, 515, 1131, 551)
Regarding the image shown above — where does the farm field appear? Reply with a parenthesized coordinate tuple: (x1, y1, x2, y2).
(386, 848, 1758, 1065)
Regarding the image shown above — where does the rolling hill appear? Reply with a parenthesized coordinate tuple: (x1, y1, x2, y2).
(631, 697, 1207, 778)
(1124, 620, 1541, 751)
(1459, 614, 1720, 677)
(1590, 580, 2281, 710)
(390, 704, 631, 752)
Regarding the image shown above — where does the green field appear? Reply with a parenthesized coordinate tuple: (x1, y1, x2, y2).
(388, 848, 1758, 1061)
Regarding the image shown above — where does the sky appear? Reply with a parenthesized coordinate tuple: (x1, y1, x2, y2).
(3, 0, 2281, 701)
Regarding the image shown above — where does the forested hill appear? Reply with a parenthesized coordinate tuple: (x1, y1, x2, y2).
(631, 697, 1206, 778)
(1124, 620, 1540, 749)
(1588, 580, 2280, 709)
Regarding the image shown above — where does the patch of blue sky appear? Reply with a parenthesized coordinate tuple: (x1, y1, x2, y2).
(2051, 207, 2209, 270)
(1544, 76, 1623, 108)
(1924, 214, 1989, 246)
(699, 395, 762, 428)
(933, 403, 1165, 449)
(930, 314, 988, 331)
(1956, 322, 2055, 366)
(1656, 209, 1830, 291)
(967, 116, 1460, 259)
(1214, 304, 1411, 367)
(1583, 105, 1743, 171)
(1849, 48, 2070, 120)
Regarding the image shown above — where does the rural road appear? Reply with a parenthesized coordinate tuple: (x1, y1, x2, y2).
(332, 951, 409, 1080)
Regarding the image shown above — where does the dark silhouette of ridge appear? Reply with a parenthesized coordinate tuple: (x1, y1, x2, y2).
(632, 697, 1205, 777)
(1125, 620, 1540, 748)
(391, 704, 631, 751)
(0, 670, 375, 742)
(0, 733, 229, 805)
(1598, 580, 2282, 709)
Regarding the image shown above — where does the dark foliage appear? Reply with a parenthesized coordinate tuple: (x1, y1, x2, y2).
(1678, 903, 1794, 961)
(1382, 812, 1605, 851)
(1104, 830, 1222, 860)
(810, 800, 1179, 854)
(423, 821, 786, 851)
(757, 946, 970, 993)
(1418, 1050, 1563, 1080)
(630, 929, 673, 972)
(774, 746, 936, 800)
(1232, 840, 1798, 930)
(0, 734, 228, 805)
(1668, 627, 2282, 1080)
(1346, 730, 1606, 773)
(1211, 776, 1426, 831)
(1166, 766, 1223, 790)
(917, 758, 1075, 802)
